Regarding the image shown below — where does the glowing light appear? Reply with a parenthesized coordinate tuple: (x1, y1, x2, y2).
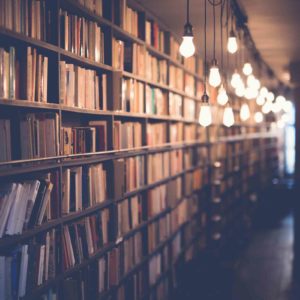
(240, 103, 250, 121)
(223, 106, 235, 127)
(199, 103, 212, 127)
(254, 112, 263, 123)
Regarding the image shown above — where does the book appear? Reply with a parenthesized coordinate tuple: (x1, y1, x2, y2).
(145, 52, 167, 84)
(146, 123, 167, 146)
(60, 10, 105, 63)
(0, 119, 12, 162)
(145, 85, 167, 115)
(59, 61, 107, 110)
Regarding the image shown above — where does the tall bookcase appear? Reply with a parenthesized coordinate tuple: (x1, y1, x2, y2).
(0, 1, 279, 300)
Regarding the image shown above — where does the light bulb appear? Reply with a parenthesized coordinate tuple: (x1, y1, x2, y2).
(209, 63, 221, 87)
(231, 71, 241, 88)
(245, 87, 258, 100)
(272, 100, 281, 113)
(282, 113, 290, 123)
(267, 92, 275, 102)
(243, 62, 252, 75)
(254, 112, 263, 123)
(240, 103, 250, 121)
(179, 36, 195, 58)
(199, 103, 212, 127)
(256, 95, 265, 106)
(235, 85, 245, 97)
(227, 30, 238, 54)
(217, 85, 228, 105)
(260, 87, 268, 98)
(283, 100, 292, 113)
(223, 106, 235, 127)
(262, 101, 272, 114)
(276, 95, 286, 110)
(277, 119, 285, 128)
(247, 75, 256, 88)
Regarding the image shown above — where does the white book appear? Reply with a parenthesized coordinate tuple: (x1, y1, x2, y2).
(37, 182, 53, 225)
(23, 180, 40, 230)
(5, 183, 23, 235)
(0, 256, 5, 300)
(18, 245, 29, 298)
(44, 232, 50, 281)
(37, 245, 46, 285)
(15, 182, 31, 234)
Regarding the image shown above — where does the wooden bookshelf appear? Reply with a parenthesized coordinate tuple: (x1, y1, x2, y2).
(0, 0, 280, 299)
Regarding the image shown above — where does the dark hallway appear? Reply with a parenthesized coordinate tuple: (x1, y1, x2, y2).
(175, 187, 298, 300)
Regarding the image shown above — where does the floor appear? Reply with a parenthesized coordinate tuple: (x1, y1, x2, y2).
(232, 215, 295, 300)
(175, 213, 298, 300)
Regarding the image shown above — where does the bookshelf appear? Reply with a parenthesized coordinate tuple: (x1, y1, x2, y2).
(0, 0, 279, 299)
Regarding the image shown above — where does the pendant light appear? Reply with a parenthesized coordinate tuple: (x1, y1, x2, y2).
(254, 111, 263, 123)
(222, 1, 234, 128)
(227, 6, 238, 54)
(209, 1, 221, 87)
(217, 1, 228, 106)
(179, 0, 195, 58)
(240, 103, 250, 121)
(243, 62, 252, 75)
(199, 0, 212, 127)
(223, 105, 235, 127)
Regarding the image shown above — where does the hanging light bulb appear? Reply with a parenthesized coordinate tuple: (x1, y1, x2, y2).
(243, 62, 252, 76)
(240, 103, 250, 121)
(209, 60, 221, 87)
(227, 30, 238, 54)
(199, 94, 212, 127)
(179, 0, 195, 58)
(235, 84, 245, 97)
(180, 35, 195, 58)
(231, 71, 241, 88)
(262, 101, 272, 114)
(254, 112, 263, 123)
(223, 106, 235, 127)
(256, 95, 265, 106)
(277, 119, 285, 129)
(245, 87, 258, 100)
(276, 95, 286, 110)
(260, 87, 268, 98)
(267, 92, 275, 102)
(247, 75, 256, 88)
(283, 100, 292, 113)
(217, 85, 229, 105)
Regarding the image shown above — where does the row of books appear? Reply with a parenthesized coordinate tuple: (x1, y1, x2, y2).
(62, 208, 112, 269)
(169, 92, 183, 118)
(76, 0, 103, 17)
(184, 73, 195, 97)
(59, 61, 107, 110)
(62, 163, 107, 214)
(20, 113, 59, 159)
(61, 120, 107, 155)
(0, 0, 50, 41)
(112, 39, 145, 77)
(170, 123, 183, 143)
(121, 77, 144, 113)
(146, 123, 167, 146)
(148, 149, 184, 183)
(121, 3, 139, 37)
(117, 195, 142, 237)
(145, 19, 166, 53)
(0, 229, 57, 299)
(113, 121, 142, 150)
(145, 52, 167, 85)
(145, 85, 168, 116)
(60, 10, 105, 63)
(0, 47, 48, 102)
(113, 156, 145, 197)
(169, 64, 184, 91)
(0, 173, 58, 237)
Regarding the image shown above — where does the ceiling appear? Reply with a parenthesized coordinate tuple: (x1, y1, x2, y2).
(137, 0, 300, 88)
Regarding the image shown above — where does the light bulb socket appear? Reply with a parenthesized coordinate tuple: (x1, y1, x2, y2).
(183, 22, 193, 37)
(201, 93, 209, 103)
(229, 30, 236, 38)
(211, 59, 218, 67)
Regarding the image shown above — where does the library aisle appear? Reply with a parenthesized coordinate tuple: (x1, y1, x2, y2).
(175, 207, 298, 300)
